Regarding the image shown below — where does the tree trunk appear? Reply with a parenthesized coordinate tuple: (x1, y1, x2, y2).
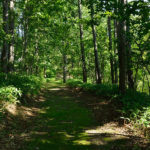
(1, 0, 9, 73)
(34, 30, 39, 75)
(114, 19, 118, 84)
(146, 74, 150, 95)
(126, 19, 134, 89)
(108, 17, 115, 84)
(63, 51, 67, 83)
(90, 3, 102, 84)
(22, 13, 28, 73)
(44, 66, 46, 78)
(8, 0, 15, 72)
(78, 0, 87, 83)
(117, 0, 126, 93)
(125, 0, 134, 89)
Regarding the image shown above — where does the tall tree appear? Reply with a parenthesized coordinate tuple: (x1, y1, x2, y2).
(90, 2, 102, 84)
(114, 19, 118, 84)
(78, 0, 87, 83)
(63, 47, 67, 83)
(117, 0, 126, 93)
(126, 0, 134, 89)
(1, 0, 9, 73)
(107, 16, 115, 84)
(8, 0, 15, 72)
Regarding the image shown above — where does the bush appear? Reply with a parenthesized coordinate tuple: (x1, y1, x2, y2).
(0, 86, 22, 104)
(81, 83, 119, 97)
(120, 90, 150, 128)
(0, 73, 45, 95)
(67, 80, 119, 98)
(66, 80, 150, 129)
(67, 79, 82, 88)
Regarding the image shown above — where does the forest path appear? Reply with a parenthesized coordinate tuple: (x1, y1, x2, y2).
(1, 81, 149, 150)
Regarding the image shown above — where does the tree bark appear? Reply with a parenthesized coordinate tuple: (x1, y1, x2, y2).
(126, 18, 134, 89)
(114, 19, 118, 84)
(63, 50, 67, 83)
(23, 17, 28, 60)
(108, 17, 115, 84)
(22, 12, 29, 73)
(34, 30, 39, 75)
(78, 0, 87, 83)
(117, 0, 126, 93)
(125, 0, 134, 89)
(90, 3, 102, 84)
(1, 0, 9, 73)
(8, 0, 15, 72)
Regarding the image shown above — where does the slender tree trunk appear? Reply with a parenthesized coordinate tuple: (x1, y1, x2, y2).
(78, 0, 87, 83)
(108, 17, 115, 84)
(117, 0, 126, 93)
(34, 31, 39, 75)
(1, 0, 9, 73)
(8, 0, 15, 72)
(126, 20, 134, 89)
(22, 14, 28, 73)
(114, 19, 118, 84)
(63, 50, 67, 83)
(134, 63, 139, 90)
(142, 69, 145, 92)
(90, 3, 102, 84)
(71, 56, 74, 69)
(23, 18, 28, 60)
(145, 71, 150, 95)
(44, 66, 46, 78)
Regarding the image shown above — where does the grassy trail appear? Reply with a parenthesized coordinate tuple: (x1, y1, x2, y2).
(0, 82, 149, 150)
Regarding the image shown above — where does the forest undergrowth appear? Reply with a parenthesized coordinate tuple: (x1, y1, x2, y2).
(67, 79, 150, 138)
(0, 78, 150, 150)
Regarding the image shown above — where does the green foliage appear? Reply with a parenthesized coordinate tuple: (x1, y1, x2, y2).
(120, 90, 150, 128)
(0, 86, 22, 104)
(82, 83, 119, 98)
(67, 80, 119, 97)
(0, 73, 45, 95)
(67, 80, 150, 129)
(0, 73, 45, 122)
(67, 79, 83, 87)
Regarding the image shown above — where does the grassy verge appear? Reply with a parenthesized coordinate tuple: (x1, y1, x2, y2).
(66, 79, 150, 137)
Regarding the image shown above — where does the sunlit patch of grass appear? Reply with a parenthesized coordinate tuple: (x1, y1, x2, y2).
(57, 131, 74, 139)
(22, 82, 96, 149)
(73, 139, 91, 145)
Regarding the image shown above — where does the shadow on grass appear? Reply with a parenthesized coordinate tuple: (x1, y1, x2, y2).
(0, 83, 149, 150)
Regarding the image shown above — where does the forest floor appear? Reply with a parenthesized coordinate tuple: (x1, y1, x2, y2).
(0, 81, 150, 150)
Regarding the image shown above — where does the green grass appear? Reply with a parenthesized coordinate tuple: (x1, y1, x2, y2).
(22, 83, 96, 150)
(66, 80, 150, 133)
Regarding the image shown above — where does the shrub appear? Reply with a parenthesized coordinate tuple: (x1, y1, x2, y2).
(0, 73, 45, 95)
(67, 79, 82, 88)
(67, 80, 119, 98)
(0, 86, 22, 104)
(66, 79, 150, 130)
(81, 83, 119, 97)
(120, 90, 150, 128)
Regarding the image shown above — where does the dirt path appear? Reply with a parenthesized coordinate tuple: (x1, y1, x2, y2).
(0, 82, 149, 150)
